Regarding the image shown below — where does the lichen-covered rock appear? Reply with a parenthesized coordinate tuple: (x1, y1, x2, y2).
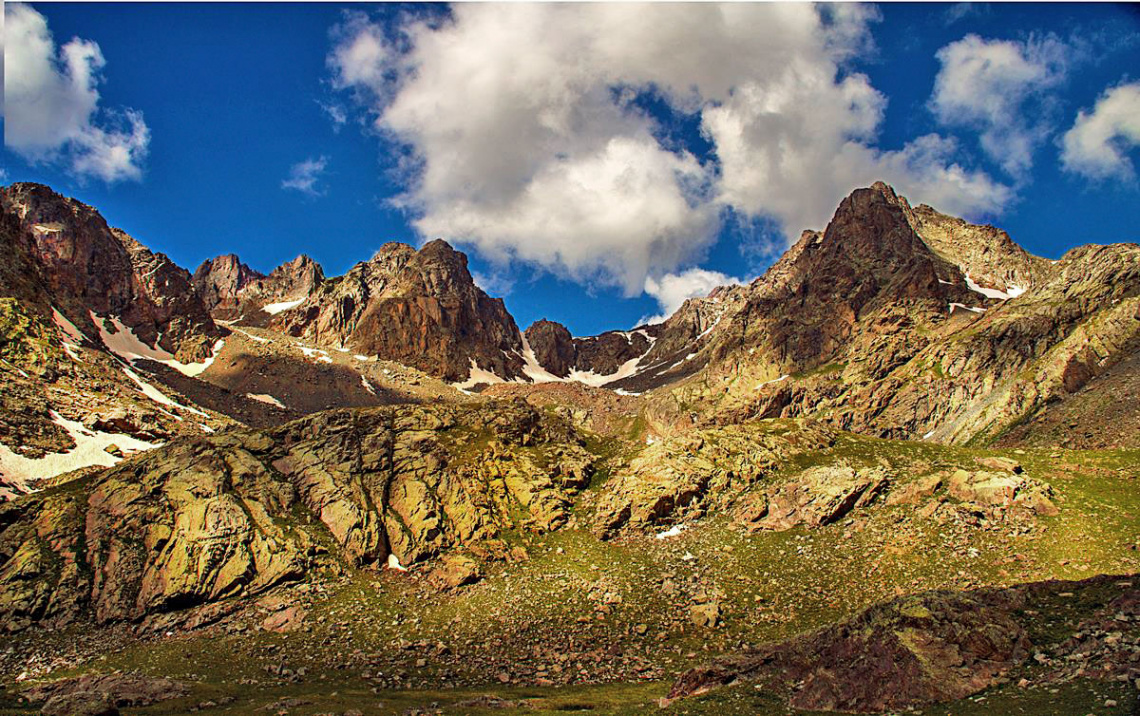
(593, 419, 835, 537)
(737, 465, 889, 532)
(427, 554, 481, 590)
(0, 401, 594, 631)
(946, 469, 1058, 516)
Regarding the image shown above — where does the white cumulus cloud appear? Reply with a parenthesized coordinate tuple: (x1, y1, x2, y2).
(282, 156, 330, 197)
(329, 4, 1012, 299)
(4, 3, 150, 183)
(1060, 81, 1140, 182)
(930, 34, 1070, 177)
(641, 268, 743, 326)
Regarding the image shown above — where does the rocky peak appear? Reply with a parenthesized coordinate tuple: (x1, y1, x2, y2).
(525, 320, 576, 378)
(268, 254, 323, 290)
(192, 254, 265, 312)
(271, 239, 524, 382)
(192, 253, 325, 322)
(0, 183, 220, 359)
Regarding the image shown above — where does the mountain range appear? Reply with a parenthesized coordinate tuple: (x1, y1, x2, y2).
(0, 180, 1137, 715)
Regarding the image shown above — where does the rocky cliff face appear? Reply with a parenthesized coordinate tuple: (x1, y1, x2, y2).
(0, 183, 221, 361)
(0, 401, 594, 631)
(270, 240, 525, 382)
(192, 253, 323, 322)
(909, 204, 1053, 296)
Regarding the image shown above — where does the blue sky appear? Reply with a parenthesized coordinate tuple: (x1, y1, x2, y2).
(4, 3, 1140, 335)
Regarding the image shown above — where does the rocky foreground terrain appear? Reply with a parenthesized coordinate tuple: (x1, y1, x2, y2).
(0, 181, 1137, 715)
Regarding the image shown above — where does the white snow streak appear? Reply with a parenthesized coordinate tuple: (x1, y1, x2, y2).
(246, 393, 287, 409)
(122, 366, 208, 418)
(262, 298, 304, 315)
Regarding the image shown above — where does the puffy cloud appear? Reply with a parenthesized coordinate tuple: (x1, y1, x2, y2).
(641, 268, 743, 326)
(4, 3, 150, 182)
(329, 4, 1011, 298)
(282, 156, 329, 197)
(1060, 81, 1140, 181)
(930, 34, 1069, 176)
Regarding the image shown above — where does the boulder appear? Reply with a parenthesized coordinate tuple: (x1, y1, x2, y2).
(947, 469, 1058, 516)
(976, 456, 1023, 473)
(689, 602, 720, 628)
(886, 474, 942, 506)
(427, 555, 481, 590)
(740, 466, 889, 532)
(261, 605, 306, 633)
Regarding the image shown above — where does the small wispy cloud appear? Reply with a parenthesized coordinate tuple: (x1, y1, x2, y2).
(639, 268, 743, 326)
(282, 156, 329, 197)
(943, 3, 986, 26)
(317, 100, 348, 132)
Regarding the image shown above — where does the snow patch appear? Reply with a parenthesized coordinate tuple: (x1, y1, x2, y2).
(949, 303, 986, 315)
(297, 345, 333, 364)
(51, 308, 88, 361)
(614, 388, 641, 396)
(387, 553, 408, 571)
(262, 298, 304, 315)
(199, 424, 216, 434)
(361, 375, 376, 395)
(246, 393, 287, 409)
(93, 312, 223, 377)
(755, 374, 790, 390)
(452, 359, 506, 391)
(0, 411, 160, 491)
(964, 273, 1021, 301)
(655, 524, 686, 540)
(923, 430, 936, 440)
(233, 328, 271, 344)
(696, 316, 722, 339)
(518, 333, 564, 383)
(122, 366, 208, 418)
(567, 355, 643, 387)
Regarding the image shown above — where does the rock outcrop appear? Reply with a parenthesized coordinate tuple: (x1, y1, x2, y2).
(593, 419, 835, 537)
(668, 583, 1032, 711)
(0, 188, 233, 494)
(0, 401, 595, 630)
(736, 465, 889, 532)
(669, 574, 1140, 713)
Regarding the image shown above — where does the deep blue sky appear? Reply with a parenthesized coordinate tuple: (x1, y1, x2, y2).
(4, 3, 1139, 335)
